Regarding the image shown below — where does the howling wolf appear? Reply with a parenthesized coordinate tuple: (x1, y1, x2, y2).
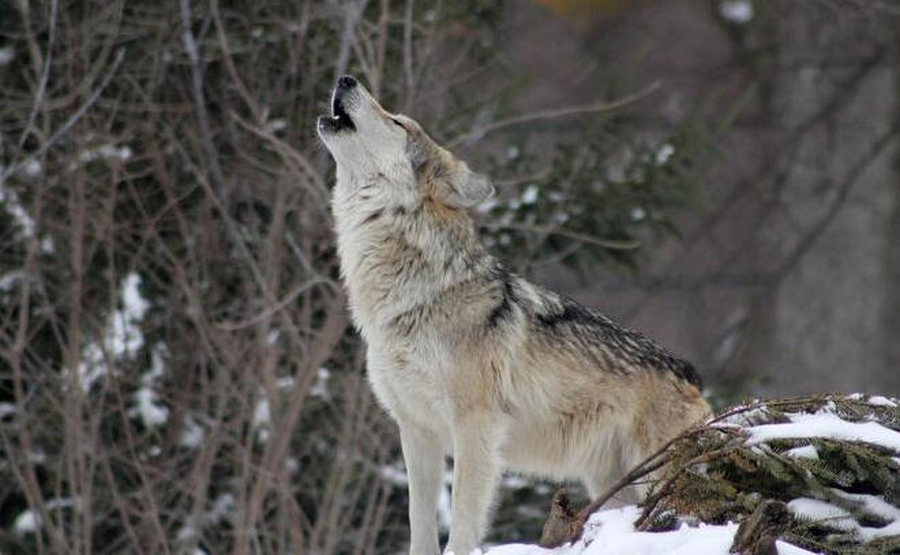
(318, 75, 711, 555)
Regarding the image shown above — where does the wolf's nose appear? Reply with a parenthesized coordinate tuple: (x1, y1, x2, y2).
(337, 75, 358, 89)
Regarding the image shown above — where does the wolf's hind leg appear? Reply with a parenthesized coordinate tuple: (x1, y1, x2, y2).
(445, 414, 503, 555)
(400, 423, 443, 555)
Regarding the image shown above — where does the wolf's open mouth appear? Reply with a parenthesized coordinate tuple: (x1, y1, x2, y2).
(318, 90, 356, 134)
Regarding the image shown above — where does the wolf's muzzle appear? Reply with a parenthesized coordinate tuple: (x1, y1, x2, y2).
(318, 75, 358, 134)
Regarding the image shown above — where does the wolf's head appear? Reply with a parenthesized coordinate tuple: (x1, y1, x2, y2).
(317, 75, 493, 210)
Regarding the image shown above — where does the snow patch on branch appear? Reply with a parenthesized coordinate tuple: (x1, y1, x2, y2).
(747, 411, 900, 452)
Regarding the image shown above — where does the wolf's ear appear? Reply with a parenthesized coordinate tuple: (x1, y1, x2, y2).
(440, 167, 495, 209)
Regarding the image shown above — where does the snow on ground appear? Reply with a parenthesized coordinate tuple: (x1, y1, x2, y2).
(484, 506, 816, 555)
(482, 396, 897, 555)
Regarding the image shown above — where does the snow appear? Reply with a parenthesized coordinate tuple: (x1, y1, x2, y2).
(266, 119, 287, 133)
(0, 402, 16, 419)
(77, 143, 133, 164)
(747, 412, 900, 452)
(130, 386, 169, 426)
(776, 543, 818, 555)
(831, 490, 900, 523)
(1, 186, 36, 237)
(787, 498, 855, 531)
(122, 273, 150, 323)
(180, 416, 205, 448)
(73, 273, 151, 392)
(828, 490, 900, 541)
(483, 398, 896, 555)
(309, 367, 331, 400)
(13, 510, 40, 535)
(128, 344, 169, 427)
(206, 493, 235, 524)
(0, 45, 14, 65)
(0, 270, 26, 292)
(285, 457, 300, 475)
(483, 506, 817, 555)
(22, 158, 43, 177)
(477, 197, 501, 214)
(783, 445, 818, 459)
(868, 395, 897, 407)
(719, 1, 753, 24)
(12, 498, 79, 535)
(786, 497, 898, 540)
(655, 144, 675, 165)
(253, 396, 271, 441)
(176, 524, 196, 542)
(521, 185, 539, 205)
(380, 463, 408, 485)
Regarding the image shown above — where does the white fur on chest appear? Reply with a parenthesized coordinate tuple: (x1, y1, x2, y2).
(331, 169, 466, 440)
(365, 337, 455, 443)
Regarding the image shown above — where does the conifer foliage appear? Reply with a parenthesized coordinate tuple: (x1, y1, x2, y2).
(549, 394, 900, 554)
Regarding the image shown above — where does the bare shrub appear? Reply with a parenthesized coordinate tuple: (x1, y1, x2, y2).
(0, 1, 503, 552)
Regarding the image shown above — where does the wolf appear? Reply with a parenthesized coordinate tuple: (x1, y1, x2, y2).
(317, 75, 711, 555)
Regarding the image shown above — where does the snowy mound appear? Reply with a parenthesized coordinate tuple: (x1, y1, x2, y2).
(487, 394, 900, 555)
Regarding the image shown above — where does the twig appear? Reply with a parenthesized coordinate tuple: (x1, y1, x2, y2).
(230, 111, 330, 200)
(448, 82, 661, 148)
(483, 222, 642, 250)
(214, 276, 338, 331)
(18, 0, 59, 148)
(1, 48, 126, 186)
(210, 0, 262, 121)
(179, 0, 226, 189)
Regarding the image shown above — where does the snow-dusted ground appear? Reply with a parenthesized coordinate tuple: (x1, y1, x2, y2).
(481, 395, 898, 555)
(484, 506, 815, 555)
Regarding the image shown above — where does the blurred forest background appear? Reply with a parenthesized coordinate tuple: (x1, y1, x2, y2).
(0, 0, 897, 553)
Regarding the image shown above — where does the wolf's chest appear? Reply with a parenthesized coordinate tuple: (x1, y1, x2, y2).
(365, 343, 453, 439)
(338, 230, 444, 327)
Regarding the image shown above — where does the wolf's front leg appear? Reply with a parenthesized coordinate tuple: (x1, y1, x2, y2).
(399, 422, 444, 555)
(445, 414, 503, 555)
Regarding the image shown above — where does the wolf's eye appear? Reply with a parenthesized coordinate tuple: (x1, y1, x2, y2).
(391, 118, 406, 130)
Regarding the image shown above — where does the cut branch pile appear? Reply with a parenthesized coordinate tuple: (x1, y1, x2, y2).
(541, 394, 900, 554)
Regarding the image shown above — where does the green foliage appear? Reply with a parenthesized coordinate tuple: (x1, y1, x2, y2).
(641, 395, 900, 554)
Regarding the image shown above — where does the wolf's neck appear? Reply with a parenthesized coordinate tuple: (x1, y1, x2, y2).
(333, 193, 491, 334)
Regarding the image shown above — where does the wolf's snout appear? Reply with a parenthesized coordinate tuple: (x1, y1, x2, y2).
(337, 75, 358, 90)
(317, 75, 360, 135)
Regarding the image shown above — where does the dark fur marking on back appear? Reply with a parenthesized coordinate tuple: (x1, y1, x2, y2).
(536, 298, 703, 389)
(486, 265, 518, 329)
